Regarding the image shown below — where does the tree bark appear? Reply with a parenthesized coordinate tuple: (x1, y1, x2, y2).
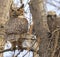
(29, 0, 50, 57)
(0, 0, 13, 57)
(0, 0, 13, 25)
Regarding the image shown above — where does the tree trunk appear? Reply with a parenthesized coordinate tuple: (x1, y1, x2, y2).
(29, 0, 50, 57)
(0, 0, 13, 25)
(0, 0, 13, 57)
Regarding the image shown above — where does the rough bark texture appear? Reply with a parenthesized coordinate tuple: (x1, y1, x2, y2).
(0, 0, 13, 57)
(0, 0, 12, 25)
(29, 0, 50, 57)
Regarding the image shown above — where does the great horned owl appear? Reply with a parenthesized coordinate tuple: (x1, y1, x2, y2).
(47, 11, 57, 32)
(5, 17, 28, 35)
(10, 4, 24, 18)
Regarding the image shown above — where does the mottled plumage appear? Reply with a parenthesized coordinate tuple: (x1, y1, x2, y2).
(5, 17, 28, 34)
(47, 11, 57, 32)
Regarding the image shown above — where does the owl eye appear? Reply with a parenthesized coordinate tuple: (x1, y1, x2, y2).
(0, 25, 4, 28)
(53, 15, 56, 17)
(47, 15, 52, 18)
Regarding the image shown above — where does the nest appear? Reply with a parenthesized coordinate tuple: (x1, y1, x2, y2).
(5, 17, 28, 34)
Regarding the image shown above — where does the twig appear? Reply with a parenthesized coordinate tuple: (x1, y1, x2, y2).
(15, 50, 21, 57)
(22, 40, 37, 57)
(51, 30, 59, 57)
